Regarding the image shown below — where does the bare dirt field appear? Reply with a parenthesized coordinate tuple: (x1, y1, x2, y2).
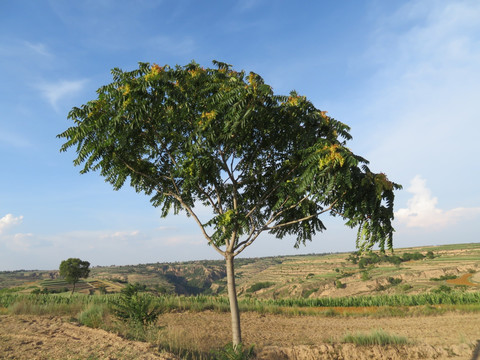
(1, 311, 480, 359)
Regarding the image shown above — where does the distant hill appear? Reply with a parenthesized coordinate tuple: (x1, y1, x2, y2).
(1, 243, 479, 298)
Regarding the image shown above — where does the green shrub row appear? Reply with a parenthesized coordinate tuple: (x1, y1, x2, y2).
(2, 291, 480, 312)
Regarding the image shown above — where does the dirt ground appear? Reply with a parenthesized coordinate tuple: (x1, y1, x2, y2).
(1, 311, 480, 359)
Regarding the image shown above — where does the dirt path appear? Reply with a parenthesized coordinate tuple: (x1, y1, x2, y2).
(1, 312, 479, 359)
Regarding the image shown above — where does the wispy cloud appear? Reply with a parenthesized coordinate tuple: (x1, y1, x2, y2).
(0, 214, 23, 235)
(36, 79, 88, 110)
(395, 175, 480, 229)
(24, 41, 52, 57)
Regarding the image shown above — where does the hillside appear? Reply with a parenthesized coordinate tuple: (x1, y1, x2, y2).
(1, 243, 479, 298)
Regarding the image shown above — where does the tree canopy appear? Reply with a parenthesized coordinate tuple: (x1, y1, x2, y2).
(58, 60, 401, 344)
(59, 258, 90, 294)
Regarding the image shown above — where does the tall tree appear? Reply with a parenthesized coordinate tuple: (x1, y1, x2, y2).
(58, 61, 400, 345)
(59, 258, 90, 294)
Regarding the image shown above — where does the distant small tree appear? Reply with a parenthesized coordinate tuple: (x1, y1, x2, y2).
(59, 258, 90, 294)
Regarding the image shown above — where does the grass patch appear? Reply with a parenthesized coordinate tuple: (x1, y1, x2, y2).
(8, 299, 83, 316)
(430, 274, 457, 281)
(246, 282, 275, 293)
(342, 328, 409, 346)
(78, 303, 109, 328)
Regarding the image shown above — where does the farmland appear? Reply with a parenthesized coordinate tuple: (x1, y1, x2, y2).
(0, 242, 479, 359)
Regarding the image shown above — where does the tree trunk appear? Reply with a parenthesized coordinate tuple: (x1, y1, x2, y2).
(71, 282, 76, 294)
(225, 252, 242, 346)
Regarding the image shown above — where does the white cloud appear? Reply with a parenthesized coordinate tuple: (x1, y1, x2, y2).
(101, 230, 140, 240)
(0, 214, 23, 235)
(395, 175, 480, 229)
(36, 79, 88, 110)
(7, 233, 35, 251)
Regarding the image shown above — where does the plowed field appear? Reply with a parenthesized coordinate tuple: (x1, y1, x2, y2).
(1, 311, 479, 359)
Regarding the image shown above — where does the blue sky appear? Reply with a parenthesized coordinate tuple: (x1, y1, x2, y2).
(1, 0, 479, 271)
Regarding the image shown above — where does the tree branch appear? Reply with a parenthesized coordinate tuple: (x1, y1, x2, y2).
(263, 201, 338, 231)
(166, 192, 225, 257)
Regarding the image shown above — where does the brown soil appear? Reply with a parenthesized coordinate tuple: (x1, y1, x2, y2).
(447, 273, 479, 286)
(2, 311, 480, 359)
(0, 315, 178, 360)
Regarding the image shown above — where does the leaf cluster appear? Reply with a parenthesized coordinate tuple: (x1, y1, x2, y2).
(111, 283, 161, 325)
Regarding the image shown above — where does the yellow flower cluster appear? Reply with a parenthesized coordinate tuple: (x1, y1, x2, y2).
(287, 96, 300, 106)
(318, 144, 345, 168)
(122, 84, 130, 96)
(188, 67, 204, 78)
(201, 110, 217, 121)
(198, 110, 217, 129)
(145, 64, 163, 81)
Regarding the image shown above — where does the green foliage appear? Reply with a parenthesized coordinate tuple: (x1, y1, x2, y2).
(400, 284, 413, 292)
(351, 251, 423, 269)
(387, 277, 402, 286)
(58, 60, 400, 256)
(432, 285, 452, 293)
(342, 328, 409, 346)
(32, 287, 69, 294)
(361, 271, 370, 281)
(401, 252, 425, 261)
(430, 274, 457, 281)
(335, 280, 345, 289)
(78, 304, 108, 328)
(302, 288, 319, 298)
(246, 282, 275, 293)
(59, 258, 90, 294)
(111, 284, 162, 326)
(212, 343, 255, 360)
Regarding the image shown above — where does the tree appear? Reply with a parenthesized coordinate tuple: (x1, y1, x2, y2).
(58, 61, 401, 345)
(59, 258, 90, 294)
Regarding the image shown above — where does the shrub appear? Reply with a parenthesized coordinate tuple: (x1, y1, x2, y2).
(401, 252, 424, 262)
(111, 284, 162, 326)
(430, 274, 457, 281)
(335, 280, 345, 289)
(387, 277, 402, 286)
(432, 285, 452, 293)
(361, 271, 370, 281)
(246, 282, 275, 293)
